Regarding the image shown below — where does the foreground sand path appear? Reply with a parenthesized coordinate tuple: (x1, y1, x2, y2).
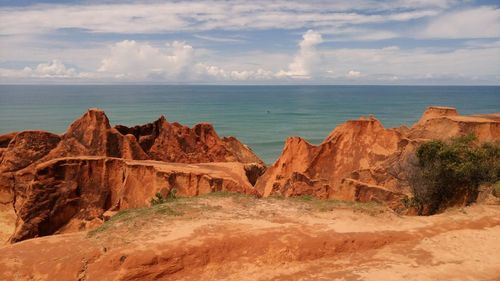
(1, 196, 499, 280)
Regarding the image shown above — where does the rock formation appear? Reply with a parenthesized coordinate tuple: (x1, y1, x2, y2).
(255, 106, 500, 206)
(0, 132, 16, 160)
(1, 106, 498, 243)
(0, 109, 264, 243)
(114, 116, 264, 165)
(10, 157, 258, 242)
(410, 108, 499, 141)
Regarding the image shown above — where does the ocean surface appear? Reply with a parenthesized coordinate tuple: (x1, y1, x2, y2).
(0, 85, 499, 163)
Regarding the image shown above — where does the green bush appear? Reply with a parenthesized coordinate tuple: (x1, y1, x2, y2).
(150, 188, 178, 206)
(410, 134, 499, 215)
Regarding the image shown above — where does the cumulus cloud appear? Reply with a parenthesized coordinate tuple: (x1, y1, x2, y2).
(420, 6, 500, 39)
(277, 30, 323, 79)
(2, 29, 499, 84)
(347, 70, 362, 78)
(33, 60, 77, 77)
(0, 60, 78, 79)
(96, 30, 325, 81)
(98, 40, 194, 80)
(95, 40, 277, 81)
(321, 42, 500, 83)
(195, 64, 274, 81)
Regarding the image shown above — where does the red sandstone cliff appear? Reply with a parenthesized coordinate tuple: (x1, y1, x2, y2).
(114, 116, 263, 164)
(255, 106, 500, 205)
(1, 106, 498, 244)
(9, 157, 258, 243)
(0, 109, 264, 243)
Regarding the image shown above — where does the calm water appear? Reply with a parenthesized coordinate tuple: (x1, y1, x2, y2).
(0, 85, 499, 163)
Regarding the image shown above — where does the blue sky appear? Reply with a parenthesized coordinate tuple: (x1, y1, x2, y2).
(0, 0, 499, 84)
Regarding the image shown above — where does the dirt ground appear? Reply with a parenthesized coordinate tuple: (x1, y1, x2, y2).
(1, 194, 499, 281)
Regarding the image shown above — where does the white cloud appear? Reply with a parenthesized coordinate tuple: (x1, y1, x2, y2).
(0, 60, 78, 78)
(95, 39, 280, 81)
(195, 64, 274, 81)
(420, 6, 500, 38)
(0, 1, 446, 35)
(193, 34, 245, 43)
(0, 30, 326, 82)
(320, 43, 500, 83)
(97, 40, 194, 80)
(34, 60, 77, 77)
(321, 27, 399, 41)
(2, 30, 500, 84)
(347, 70, 362, 78)
(277, 30, 323, 79)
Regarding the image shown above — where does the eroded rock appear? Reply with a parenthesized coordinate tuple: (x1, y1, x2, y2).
(115, 117, 263, 165)
(10, 157, 257, 243)
(0, 109, 264, 243)
(256, 106, 499, 206)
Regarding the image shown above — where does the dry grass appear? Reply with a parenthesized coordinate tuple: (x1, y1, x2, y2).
(88, 192, 387, 238)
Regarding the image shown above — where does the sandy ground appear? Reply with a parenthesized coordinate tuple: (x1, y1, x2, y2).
(1, 195, 499, 281)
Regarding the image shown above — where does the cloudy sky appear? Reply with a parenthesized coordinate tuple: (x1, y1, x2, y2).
(0, 0, 499, 84)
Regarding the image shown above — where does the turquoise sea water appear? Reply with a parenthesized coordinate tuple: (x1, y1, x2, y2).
(0, 85, 499, 163)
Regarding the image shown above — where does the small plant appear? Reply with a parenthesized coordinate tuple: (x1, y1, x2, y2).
(167, 188, 178, 200)
(150, 192, 165, 206)
(150, 188, 178, 206)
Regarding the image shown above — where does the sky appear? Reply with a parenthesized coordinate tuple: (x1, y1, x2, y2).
(0, 0, 499, 85)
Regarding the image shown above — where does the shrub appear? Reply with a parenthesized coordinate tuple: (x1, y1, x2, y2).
(410, 134, 499, 215)
(494, 181, 500, 197)
(150, 188, 178, 206)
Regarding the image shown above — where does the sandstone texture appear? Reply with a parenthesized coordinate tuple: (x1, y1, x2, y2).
(1, 197, 499, 281)
(0, 109, 263, 243)
(10, 157, 258, 243)
(1, 106, 498, 244)
(114, 116, 264, 165)
(255, 106, 500, 206)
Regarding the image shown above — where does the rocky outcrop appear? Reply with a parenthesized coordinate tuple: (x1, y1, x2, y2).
(0, 132, 16, 147)
(255, 117, 409, 203)
(0, 109, 264, 243)
(0, 108, 262, 171)
(410, 107, 499, 141)
(0, 131, 61, 172)
(255, 106, 500, 206)
(114, 116, 264, 165)
(0, 131, 63, 242)
(333, 178, 407, 208)
(415, 106, 458, 125)
(2, 106, 498, 242)
(9, 157, 259, 243)
(43, 109, 149, 161)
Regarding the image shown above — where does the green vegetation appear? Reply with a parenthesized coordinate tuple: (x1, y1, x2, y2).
(269, 195, 384, 215)
(494, 181, 500, 197)
(88, 191, 248, 238)
(88, 204, 183, 237)
(410, 134, 499, 215)
(198, 191, 251, 198)
(150, 188, 178, 206)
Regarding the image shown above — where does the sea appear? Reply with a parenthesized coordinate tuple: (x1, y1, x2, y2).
(0, 85, 499, 164)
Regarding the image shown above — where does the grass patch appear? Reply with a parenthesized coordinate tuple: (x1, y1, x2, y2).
(267, 195, 384, 215)
(198, 191, 253, 198)
(88, 203, 183, 237)
(88, 192, 248, 238)
(88, 192, 386, 238)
